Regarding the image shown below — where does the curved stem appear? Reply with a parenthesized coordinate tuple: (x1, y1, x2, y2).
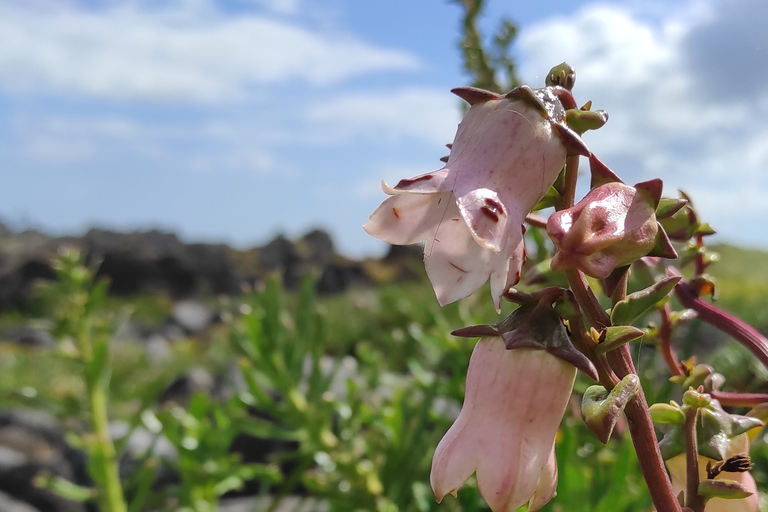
(710, 390, 768, 407)
(659, 303, 684, 377)
(674, 279, 768, 371)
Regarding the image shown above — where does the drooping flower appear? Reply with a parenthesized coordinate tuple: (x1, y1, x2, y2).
(364, 85, 587, 310)
(665, 433, 759, 512)
(430, 337, 576, 512)
(547, 180, 662, 278)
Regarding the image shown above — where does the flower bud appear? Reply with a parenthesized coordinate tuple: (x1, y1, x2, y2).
(547, 181, 660, 278)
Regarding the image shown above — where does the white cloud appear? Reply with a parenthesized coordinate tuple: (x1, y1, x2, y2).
(306, 87, 461, 146)
(517, 0, 768, 243)
(0, 0, 419, 102)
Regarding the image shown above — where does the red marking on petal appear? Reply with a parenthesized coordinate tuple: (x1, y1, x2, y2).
(451, 218, 460, 222)
(480, 206, 499, 223)
(483, 198, 506, 217)
(395, 174, 433, 189)
(392, 208, 400, 219)
(514, 271, 521, 285)
(521, 224, 527, 234)
(449, 262, 467, 273)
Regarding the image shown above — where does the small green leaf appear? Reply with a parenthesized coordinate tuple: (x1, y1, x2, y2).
(610, 275, 681, 325)
(34, 472, 96, 502)
(698, 479, 752, 500)
(649, 403, 686, 425)
(594, 325, 645, 355)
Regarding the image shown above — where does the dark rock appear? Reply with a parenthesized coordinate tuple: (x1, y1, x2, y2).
(0, 326, 56, 348)
(157, 367, 216, 406)
(0, 489, 42, 512)
(0, 409, 87, 512)
(296, 229, 335, 266)
(316, 262, 369, 295)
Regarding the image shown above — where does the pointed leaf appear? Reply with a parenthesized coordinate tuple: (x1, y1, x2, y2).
(656, 197, 688, 219)
(610, 275, 681, 325)
(698, 479, 753, 500)
(594, 325, 645, 355)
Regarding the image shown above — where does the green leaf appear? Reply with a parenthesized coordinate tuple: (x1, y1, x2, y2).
(649, 403, 686, 425)
(594, 325, 645, 355)
(698, 479, 753, 500)
(610, 275, 681, 325)
(581, 374, 640, 444)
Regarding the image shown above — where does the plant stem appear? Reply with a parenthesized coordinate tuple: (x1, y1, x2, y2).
(607, 345, 683, 512)
(557, 155, 581, 211)
(76, 302, 126, 512)
(683, 407, 704, 512)
(674, 279, 768, 371)
(566, 268, 682, 512)
(659, 303, 684, 377)
(709, 390, 768, 407)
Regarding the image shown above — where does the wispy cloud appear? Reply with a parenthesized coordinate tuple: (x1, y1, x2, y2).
(0, 0, 419, 103)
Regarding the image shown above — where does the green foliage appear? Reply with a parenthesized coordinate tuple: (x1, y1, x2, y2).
(2, 246, 768, 511)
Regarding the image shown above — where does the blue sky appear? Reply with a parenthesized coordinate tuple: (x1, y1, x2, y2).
(1, 0, 767, 257)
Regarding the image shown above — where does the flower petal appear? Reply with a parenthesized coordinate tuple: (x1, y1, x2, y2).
(449, 99, 566, 251)
(363, 191, 452, 246)
(431, 339, 575, 512)
(527, 445, 559, 512)
(388, 168, 451, 194)
(423, 198, 508, 308)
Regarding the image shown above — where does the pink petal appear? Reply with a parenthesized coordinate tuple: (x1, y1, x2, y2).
(363, 190, 452, 246)
(431, 339, 575, 512)
(527, 445, 559, 512)
(423, 198, 503, 307)
(389, 168, 451, 194)
(449, 99, 566, 251)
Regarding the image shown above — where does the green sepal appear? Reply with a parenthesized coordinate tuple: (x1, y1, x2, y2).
(646, 223, 678, 259)
(581, 374, 640, 444)
(683, 388, 712, 408)
(656, 197, 689, 219)
(533, 185, 561, 211)
(610, 275, 681, 326)
(698, 479, 753, 500)
(649, 403, 686, 425)
(545, 62, 576, 90)
(680, 364, 714, 389)
(566, 108, 608, 134)
(594, 325, 645, 355)
(695, 222, 717, 236)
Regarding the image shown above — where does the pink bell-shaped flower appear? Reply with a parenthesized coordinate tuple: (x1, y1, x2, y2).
(430, 337, 576, 511)
(364, 85, 587, 310)
(547, 180, 661, 278)
(665, 433, 759, 512)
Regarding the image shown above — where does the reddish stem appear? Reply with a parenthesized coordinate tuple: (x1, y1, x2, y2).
(659, 303, 684, 377)
(683, 407, 704, 512)
(674, 279, 768, 371)
(710, 390, 768, 407)
(566, 268, 682, 512)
